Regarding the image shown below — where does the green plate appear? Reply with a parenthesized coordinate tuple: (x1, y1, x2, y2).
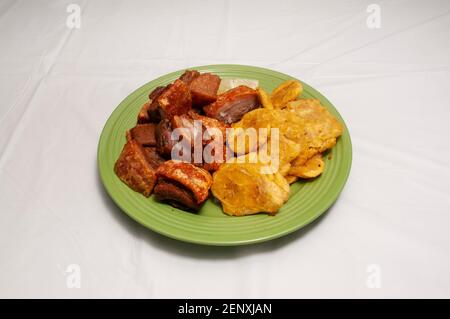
(98, 64, 352, 246)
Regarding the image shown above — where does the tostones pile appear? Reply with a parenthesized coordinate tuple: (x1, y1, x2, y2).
(211, 80, 344, 216)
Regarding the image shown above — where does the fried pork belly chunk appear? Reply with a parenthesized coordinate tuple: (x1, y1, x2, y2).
(153, 179, 202, 211)
(188, 111, 230, 171)
(114, 140, 158, 197)
(129, 123, 156, 146)
(179, 70, 200, 85)
(137, 86, 166, 123)
(203, 86, 259, 124)
(171, 113, 199, 147)
(170, 111, 230, 171)
(170, 110, 228, 146)
(155, 119, 176, 158)
(156, 80, 192, 120)
(187, 110, 228, 144)
(189, 73, 221, 107)
(154, 160, 212, 209)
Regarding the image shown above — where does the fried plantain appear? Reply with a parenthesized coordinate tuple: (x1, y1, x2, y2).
(211, 160, 290, 216)
(256, 87, 273, 110)
(270, 80, 302, 109)
(289, 153, 325, 179)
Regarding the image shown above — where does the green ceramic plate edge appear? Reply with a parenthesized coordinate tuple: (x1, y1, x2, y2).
(97, 64, 352, 246)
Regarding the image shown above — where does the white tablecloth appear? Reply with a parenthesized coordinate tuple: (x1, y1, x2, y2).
(1, 0, 449, 298)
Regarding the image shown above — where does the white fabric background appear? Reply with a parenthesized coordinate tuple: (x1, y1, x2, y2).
(0, 0, 449, 298)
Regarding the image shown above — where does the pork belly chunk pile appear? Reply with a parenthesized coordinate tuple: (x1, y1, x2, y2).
(115, 69, 261, 211)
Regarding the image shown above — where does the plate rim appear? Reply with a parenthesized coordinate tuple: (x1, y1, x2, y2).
(97, 64, 352, 246)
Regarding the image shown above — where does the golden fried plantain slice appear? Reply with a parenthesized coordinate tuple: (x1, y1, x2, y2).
(230, 108, 307, 160)
(258, 134, 300, 176)
(269, 134, 301, 166)
(289, 153, 325, 179)
(278, 163, 291, 176)
(271, 80, 302, 109)
(211, 160, 290, 216)
(286, 98, 343, 166)
(231, 103, 342, 177)
(286, 99, 343, 152)
(256, 87, 273, 110)
(226, 126, 260, 155)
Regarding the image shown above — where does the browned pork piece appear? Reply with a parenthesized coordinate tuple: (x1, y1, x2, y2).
(169, 111, 230, 170)
(203, 86, 259, 124)
(129, 123, 156, 146)
(137, 86, 166, 123)
(142, 147, 165, 169)
(114, 140, 158, 197)
(153, 160, 213, 210)
(154, 179, 202, 210)
(171, 113, 201, 150)
(149, 85, 167, 101)
(169, 110, 229, 147)
(189, 73, 221, 107)
(187, 110, 229, 144)
(179, 70, 200, 85)
(155, 119, 176, 158)
(137, 101, 152, 124)
(156, 79, 192, 120)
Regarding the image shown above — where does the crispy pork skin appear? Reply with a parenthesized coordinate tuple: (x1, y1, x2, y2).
(114, 140, 158, 197)
(156, 80, 192, 120)
(129, 123, 156, 146)
(149, 86, 166, 101)
(203, 86, 259, 124)
(179, 70, 200, 85)
(189, 73, 221, 107)
(155, 160, 212, 205)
